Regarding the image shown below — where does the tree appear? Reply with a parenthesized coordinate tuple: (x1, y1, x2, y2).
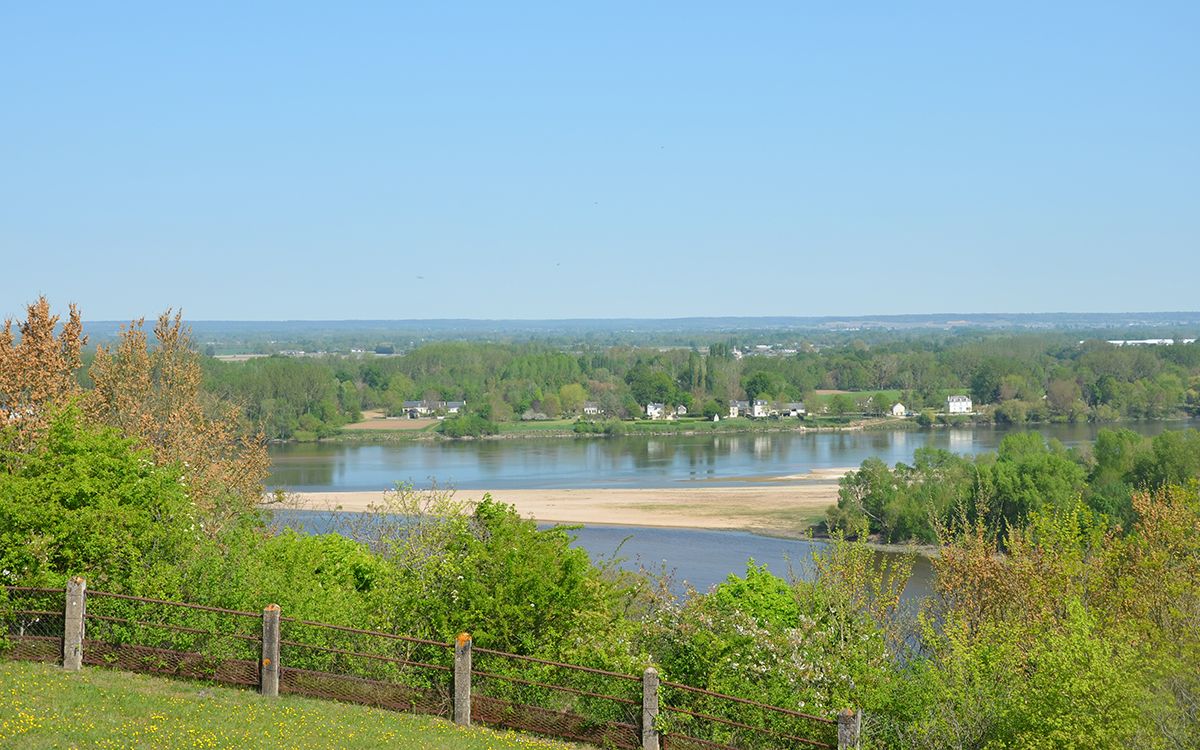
(742, 371, 782, 401)
(979, 432, 1088, 531)
(558, 383, 587, 415)
(830, 393, 855, 416)
(86, 311, 268, 531)
(626, 366, 678, 406)
(0, 297, 86, 448)
(0, 406, 196, 589)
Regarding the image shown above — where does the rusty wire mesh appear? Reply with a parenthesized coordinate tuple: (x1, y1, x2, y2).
(659, 679, 837, 750)
(278, 617, 454, 717)
(471, 646, 642, 748)
(2, 586, 844, 750)
(82, 591, 262, 687)
(1, 586, 65, 663)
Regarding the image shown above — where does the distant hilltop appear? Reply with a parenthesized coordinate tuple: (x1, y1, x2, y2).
(83, 311, 1200, 342)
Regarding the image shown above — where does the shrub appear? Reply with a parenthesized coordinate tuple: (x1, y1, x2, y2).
(436, 414, 499, 438)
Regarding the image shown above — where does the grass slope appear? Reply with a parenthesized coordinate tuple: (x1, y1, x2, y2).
(0, 660, 585, 750)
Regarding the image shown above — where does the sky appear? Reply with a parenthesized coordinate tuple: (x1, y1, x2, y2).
(2, 2, 1197, 321)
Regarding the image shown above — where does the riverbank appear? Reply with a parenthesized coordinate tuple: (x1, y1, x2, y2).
(319, 415, 914, 444)
(274, 467, 853, 538)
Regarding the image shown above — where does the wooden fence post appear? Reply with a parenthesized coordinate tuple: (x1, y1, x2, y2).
(62, 576, 86, 671)
(454, 632, 472, 726)
(641, 667, 660, 750)
(837, 708, 861, 750)
(261, 604, 280, 697)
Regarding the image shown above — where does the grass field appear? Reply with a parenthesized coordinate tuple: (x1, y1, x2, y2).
(497, 419, 579, 434)
(0, 660, 585, 750)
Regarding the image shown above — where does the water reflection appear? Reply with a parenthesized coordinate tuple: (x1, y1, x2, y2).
(267, 420, 1200, 491)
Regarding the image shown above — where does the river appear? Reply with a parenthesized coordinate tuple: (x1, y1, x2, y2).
(266, 420, 1196, 599)
(267, 420, 1198, 491)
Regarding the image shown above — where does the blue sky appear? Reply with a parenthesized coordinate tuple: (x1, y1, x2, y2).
(2, 3, 1196, 321)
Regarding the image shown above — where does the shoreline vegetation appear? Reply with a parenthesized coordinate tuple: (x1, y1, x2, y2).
(293, 411, 1200, 445)
(320, 414, 901, 443)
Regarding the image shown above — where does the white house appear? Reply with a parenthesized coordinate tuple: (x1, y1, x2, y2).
(402, 399, 466, 418)
(751, 399, 771, 418)
(646, 402, 666, 420)
(782, 402, 806, 417)
(675, 404, 688, 416)
(891, 402, 907, 417)
(946, 395, 973, 415)
(582, 401, 602, 416)
(729, 400, 749, 418)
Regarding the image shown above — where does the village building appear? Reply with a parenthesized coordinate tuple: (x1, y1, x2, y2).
(402, 399, 466, 418)
(751, 399, 771, 418)
(782, 402, 807, 417)
(582, 401, 602, 416)
(645, 402, 666, 420)
(891, 402, 907, 417)
(729, 400, 749, 418)
(946, 395, 973, 415)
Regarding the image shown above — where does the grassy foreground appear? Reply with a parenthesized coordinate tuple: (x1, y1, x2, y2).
(0, 660, 585, 750)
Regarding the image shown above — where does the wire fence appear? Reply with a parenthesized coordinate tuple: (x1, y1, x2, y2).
(0, 586, 65, 663)
(279, 616, 454, 716)
(472, 646, 643, 748)
(82, 590, 262, 687)
(1, 584, 852, 749)
(659, 679, 837, 750)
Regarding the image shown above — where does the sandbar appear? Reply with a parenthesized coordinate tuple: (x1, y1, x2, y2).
(273, 468, 852, 537)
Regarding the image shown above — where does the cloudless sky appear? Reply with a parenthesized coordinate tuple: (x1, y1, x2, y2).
(2, 2, 1197, 321)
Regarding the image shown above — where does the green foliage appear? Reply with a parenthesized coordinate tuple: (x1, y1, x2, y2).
(831, 429, 1200, 543)
(198, 333, 1198, 441)
(572, 419, 626, 436)
(0, 407, 197, 590)
(645, 534, 910, 746)
(833, 449, 977, 542)
(203, 356, 356, 440)
(868, 492, 1199, 749)
(436, 414, 499, 438)
(708, 560, 800, 628)
(978, 433, 1087, 532)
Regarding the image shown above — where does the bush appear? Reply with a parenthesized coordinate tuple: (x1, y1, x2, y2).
(436, 414, 499, 438)
(0, 407, 198, 591)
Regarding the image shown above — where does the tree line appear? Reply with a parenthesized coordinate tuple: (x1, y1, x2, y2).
(199, 334, 1200, 439)
(829, 428, 1200, 543)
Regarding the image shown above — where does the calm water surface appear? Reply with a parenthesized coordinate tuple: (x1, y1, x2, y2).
(267, 421, 1198, 491)
(268, 421, 1196, 598)
(273, 509, 936, 601)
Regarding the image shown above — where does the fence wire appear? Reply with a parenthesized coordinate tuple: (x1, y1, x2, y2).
(472, 647, 642, 748)
(659, 679, 837, 750)
(1, 587, 65, 663)
(2, 586, 845, 750)
(279, 617, 454, 717)
(82, 591, 262, 687)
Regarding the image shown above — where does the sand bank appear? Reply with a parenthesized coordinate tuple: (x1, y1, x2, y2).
(274, 468, 853, 537)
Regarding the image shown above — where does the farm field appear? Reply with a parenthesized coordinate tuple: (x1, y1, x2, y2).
(341, 411, 438, 431)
